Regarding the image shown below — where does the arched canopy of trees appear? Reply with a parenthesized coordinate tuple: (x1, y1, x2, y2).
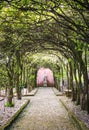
(0, 0, 89, 113)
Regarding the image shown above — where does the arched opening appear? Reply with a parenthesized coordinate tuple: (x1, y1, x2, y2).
(36, 67, 54, 87)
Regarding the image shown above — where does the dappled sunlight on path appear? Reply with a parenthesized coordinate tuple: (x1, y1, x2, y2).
(7, 87, 79, 130)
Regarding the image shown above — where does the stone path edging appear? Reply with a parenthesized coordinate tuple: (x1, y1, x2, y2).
(0, 99, 30, 130)
(60, 99, 89, 130)
(0, 97, 4, 101)
(52, 87, 63, 96)
(23, 88, 39, 96)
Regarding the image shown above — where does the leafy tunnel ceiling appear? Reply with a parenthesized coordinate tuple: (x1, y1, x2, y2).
(0, 0, 89, 66)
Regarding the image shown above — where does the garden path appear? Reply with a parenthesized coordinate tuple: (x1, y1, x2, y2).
(7, 87, 79, 130)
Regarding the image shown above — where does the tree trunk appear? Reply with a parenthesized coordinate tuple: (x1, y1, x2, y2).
(27, 83, 32, 92)
(66, 63, 70, 96)
(81, 60, 88, 111)
(6, 79, 13, 106)
(5, 86, 8, 97)
(16, 74, 22, 100)
(7, 87, 13, 103)
(69, 62, 75, 100)
(74, 65, 80, 105)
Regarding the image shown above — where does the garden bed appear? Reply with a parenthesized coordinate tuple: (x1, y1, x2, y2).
(0, 98, 30, 130)
(60, 96, 89, 130)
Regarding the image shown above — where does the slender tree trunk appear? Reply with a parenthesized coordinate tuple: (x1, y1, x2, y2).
(27, 84, 31, 92)
(85, 48, 89, 114)
(34, 69, 37, 88)
(7, 79, 13, 106)
(5, 86, 8, 97)
(73, 63, 81, 105)
(15, 50, 23, 100)
(7, 87, 13, 104)
(79, 47, 89, 112)
(54, 77, 58, 89)
(81, 60, 88, 111)
(76, 64, 83, 105)
(6, 58, 14, 106)
(66, 63, 70, 96)
(16, 74, 22, 100)
(69, 62, 75, 100)
(61, 66, 64, 92)
(23, 66, 26, 85)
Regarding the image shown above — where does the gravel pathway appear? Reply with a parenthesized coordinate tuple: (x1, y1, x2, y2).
(7, 87, 79, 130)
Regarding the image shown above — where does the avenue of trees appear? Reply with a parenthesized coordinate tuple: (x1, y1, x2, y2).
(0, 0, 89, 113)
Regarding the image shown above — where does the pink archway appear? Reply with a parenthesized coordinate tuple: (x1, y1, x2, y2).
(37, 68, 54, 87)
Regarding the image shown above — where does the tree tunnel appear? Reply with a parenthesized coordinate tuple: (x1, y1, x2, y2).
(0, 0, 89, 114)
